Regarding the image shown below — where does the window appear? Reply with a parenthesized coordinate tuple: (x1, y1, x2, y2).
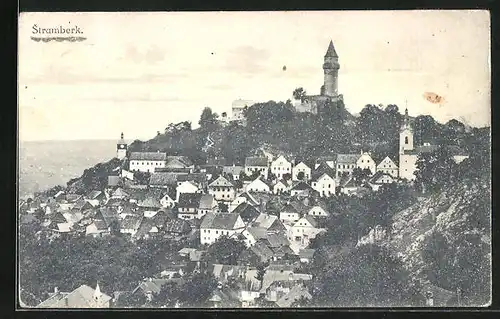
(216, 231, 218, 234)
(405, 136, 409, 144)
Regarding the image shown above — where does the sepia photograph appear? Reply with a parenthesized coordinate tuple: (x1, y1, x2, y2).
(17, 10, 491, 308)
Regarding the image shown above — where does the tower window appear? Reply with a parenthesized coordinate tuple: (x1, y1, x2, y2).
(405, 136, 409, 144)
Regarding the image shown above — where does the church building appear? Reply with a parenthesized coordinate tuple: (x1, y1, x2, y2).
(116, 132, 127, 160)
(293, 40, 343, 114)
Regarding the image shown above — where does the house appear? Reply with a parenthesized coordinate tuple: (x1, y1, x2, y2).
(176, 180, 201, 201)
(289, 182, 314, 197)
(177, 173, 208, 189)
(165, 156, 195, 173)
(95, 207, 120, 231)
(149, 172, 179, 188)
(245, 177, 271, 193)
(231, 99, 255, 122)
(376, 156, 399, 178)
(240, 226, 268, 247)
(356, 152, 377, 175)
(298, 249, 316, 263)
(198, 194, 218, 218)
(200, 213, 246, 245)
(275, 283, 312, 307)
(120, 168, 135, 181)
(292, 162, 312, 181)
(307, 201, 330, 218)
(232, 202, 261, 224)
(252, 213, 286, 232)
(244, 157, 269, 180)
(272, 180, 288, 194)
(270, 155, 292, 180)
(177, 193, 204, 220)
(132, 277, 186, 302)
(311, 173, 336, 197)
(369, 172, 395, 191)
(208, 175, 236, 201)
(339, 176, 358, 195)
(229, 193, 258, 212)
(222, 165, 245, 181)
(137, 197, 162, 218)
(85, 220, 111, 237)
(260, 267, 312, 293)
(279, 201, 307, 224)
(129, 152, 167, 173)
(120, 215, 144, 236)
(335, 154, 360, 178)
(238, 242, 275, 266)
(159, 189, 177, 208)
(289, 215, 325, 247)
(209, 264, 247, 283)
(57, 194, 83, 211)
(111, 187, 129, 200)
(37, 283, 112, 308)
(85, 190, 106, 207)
(314, 156, 337, 170)
(163, 218, 192, 237)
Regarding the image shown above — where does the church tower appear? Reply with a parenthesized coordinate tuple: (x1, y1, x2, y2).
(399, 108, 414, 154)
(116, 132, 127, 160)
(323, 40, 340, 97)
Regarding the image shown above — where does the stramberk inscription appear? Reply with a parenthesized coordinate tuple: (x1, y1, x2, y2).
(32, 24, 83, 35)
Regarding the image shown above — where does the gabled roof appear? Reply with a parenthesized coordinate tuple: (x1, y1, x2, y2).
(336, 154, 360, 164)
(295, 215, 318, 228)
(290, 182, 313, 191)
(133, 218, 155, 239)
(200, 213, 242, 230)
(209, 175, 234, 188)
(112, 188, 129, 198)
(163, 218, 192, 234)
(370, 171, 394, 184)
(177, 193, 203, 208)
(275, 283, 312, 307)
(137, 197, 162, 209)
(130, 152, 167, 161)
(245, 157, 268, 167)
(376, 156, 398, 169)
(253, 213, 279, 229)
(340, 175, 356, 188)
(121, 215, 143, 231)
(199, 194, 216, 210)
(222, 165, 244, 176)
(37, 284, 112, 308)
(166, 155, 193, 167)
(150, 172, 179, 186)
(265, 232, 290, 248)
(246, 227, 268, 240)
(177, 173, 207, 184)
(107, 176, 121, 187)
(250, 241, 274, 262)
(233, 203, 260, 223)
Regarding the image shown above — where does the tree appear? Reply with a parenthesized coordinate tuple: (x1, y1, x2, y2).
(205, 236, 246, 265)
(254, 262, 269, 289)
(178, 272, 217, 307)
(352, 167, 371, 185)
(152, 282, 181, 307)
(199, 107, 218, 130)
(297, 171, 305, 181)
(292, 87, 307, 101)
(415, 146, 458, 193)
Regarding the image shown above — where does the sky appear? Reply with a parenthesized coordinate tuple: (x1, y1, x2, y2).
(18, 10, 491, 141)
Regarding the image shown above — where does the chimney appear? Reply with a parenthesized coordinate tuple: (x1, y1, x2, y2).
(54, 287, 59, 294)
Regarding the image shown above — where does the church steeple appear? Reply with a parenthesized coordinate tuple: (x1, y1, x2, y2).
(116, 132, 127, 160)
(325, 40, 338, 58)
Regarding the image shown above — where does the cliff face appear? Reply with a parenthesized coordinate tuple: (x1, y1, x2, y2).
(359, 175, 491, 305)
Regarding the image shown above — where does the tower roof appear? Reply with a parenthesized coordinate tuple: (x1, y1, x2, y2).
(325, 40, 338, 58)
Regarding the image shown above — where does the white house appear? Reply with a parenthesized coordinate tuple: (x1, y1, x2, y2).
(279, 201, 307, 224)
(369, 172, 395, 191)
(129, 152, 167, 173)
(376, 156, 399, 178)
(335, 154, 360, 178)
(244, 157, 269, 180)
(311, 173, 336, 197)
(245, 177, 271, 193)
(288, 215, 325, 248)
(200, 213, 246, 245)
(208, 175, 236, 202)
(307, 202, 330, 217)
(270, 155, 292, 180)
(198, 194, 218, 218)
(176, 181, 200, 201)
(120, 169, 135, 181)
(160, 192, 176, 208)
(356, 152, 376, 175)
(177, 193, 204, 220)
(292, 162, 312, 181)
(231, 99, 255, 122)
(273, 180, 288, 194)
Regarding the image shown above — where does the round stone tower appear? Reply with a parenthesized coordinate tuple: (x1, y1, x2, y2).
(323, 40, 340, 97)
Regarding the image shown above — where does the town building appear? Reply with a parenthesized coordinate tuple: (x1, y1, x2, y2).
(244, 157, 269, 180)
(376, 156, 399, 178)
(270, 155, 293, 180)
(292, 162, 312, 181)
(116, 132, 127, 160)
(356, 152, 376, 175)
(335, 154, 359, 177)
(311, 173, 336, 197)
(37, 283, 112, 308)
(200, 213, 246, 245)
(129, 152, 167, 173)
(208, 175, 236, 201)
(245, 177, 271, 193)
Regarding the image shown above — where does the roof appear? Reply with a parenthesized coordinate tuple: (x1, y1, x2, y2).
(299, 249, 316, 259)
(253, 213, 279, 229)
(133, 219, 155, 239)
(177, 173, 207, 184)
(233, 203, 260, 222)
(178, 247, 196, 256)
(209, 175, 234, 188)
(340, 176, 356, 188)
(166, 155, 194, 167)
(137, 197, 162, 209)
(324, 40, 338, 58)
(336, 154, 360, 164)
(246, 227, 268, 240)
(199, 194, 216, 210)
(200, 212, 241, 230)
(37, 284, 112, 308)
(312, 163, 336, 180)
(86, 190, 104, 200)
(150, 172, 179, 186)
(112, 188, 129, 198)
(245, 157, 268, 167)
(206, 157, 227, 166)
(107, 176, 121, 187)
(177, 193, 203, 208)
(223, 165, 244, 176)
(275, 284, 312, 307)
(164, 218, 192, 234)
(290, 182, 312, 191)
(121, 215, 143, 230)
(129, 152, 167, 161)
(265, 232, 290, 248)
